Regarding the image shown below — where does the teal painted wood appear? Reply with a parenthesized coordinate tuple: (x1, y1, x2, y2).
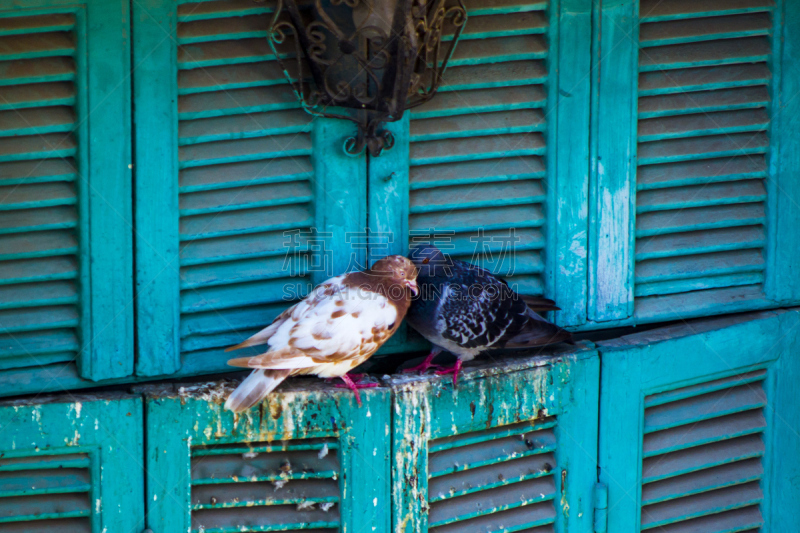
(766, 1, 800, 303)
(369, 116, 411, 351)
(132, 1, 323, 375)
(0, 393, 144, 532)
(390, 344, 599, 533)
(549, 0, 592, 327)
(79, 0, 133, 381)
(553, 345, 599, 533)
(632, 2, 778, 322)
(368, 116, 410, 261)
(598, 309, 799, 532)
(589, 0, 637, 322)
(143, 381, 391, 533)
(406, 0, 553, 303)
(133, 0, 181, 377)
(766, 307, 800, 530)
(583, 1, 800, 329)
(0, 7, 84, 378)
(0, 0, 133, 382)
(311, 117, 368, 282)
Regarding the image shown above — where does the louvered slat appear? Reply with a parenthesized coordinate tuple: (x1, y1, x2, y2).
(409, 0, 550, 296)
(639, 371, 767, 531)
(0, 12, 81, 369)
(634, 4, 774, 312)
(427, 418, 558, 532)
(0, 453, 91, 529)
(190, 439, 339, 533)
(177, 2, 314, 354)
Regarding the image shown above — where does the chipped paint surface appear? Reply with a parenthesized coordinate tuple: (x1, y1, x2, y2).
(389, 346, 596, 533)
(392, 382, 431, 533)
(142, 379, 391, 533)
(0, 394, 144, 531)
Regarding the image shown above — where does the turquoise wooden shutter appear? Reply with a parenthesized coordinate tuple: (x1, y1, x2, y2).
(408, 0, 551, 296)
(392, 346, 599, 532)
(397, 0, 591, 330)
(590, 0, 800, 326)
(0, 0, 133, 392)
(133, 0, 366, 378)
(598, 309, 800, 532)
(0, 394, 144, 532)
(367, 0, 592, 354)
(334, 0, 595, 346)
(143, 382, 390, 533)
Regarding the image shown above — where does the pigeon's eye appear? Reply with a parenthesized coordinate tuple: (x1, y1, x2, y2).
(422, 257, 430, 264)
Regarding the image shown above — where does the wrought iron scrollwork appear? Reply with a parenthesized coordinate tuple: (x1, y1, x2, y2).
(267, 0, 467, 156)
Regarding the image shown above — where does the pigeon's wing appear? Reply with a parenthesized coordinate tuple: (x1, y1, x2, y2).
(503, 308, 574, 347)
(227, 275, 399, 370)
(225, 306, 295, 352)
(437, 270, 529, 350)
(225, 277, 347, 352)
(453, 264, 561, 312)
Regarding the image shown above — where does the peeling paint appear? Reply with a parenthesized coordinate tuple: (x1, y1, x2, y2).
(560, 469, 570, 518)
(318, 443, 329, 459)
(387, 351, 584, 532)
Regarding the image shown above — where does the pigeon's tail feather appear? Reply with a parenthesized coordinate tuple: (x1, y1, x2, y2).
(225, 323, 279, 352)
(504, 309, 574, 348)
(519, 295, 561, 312)
(225, 369, 291, 412)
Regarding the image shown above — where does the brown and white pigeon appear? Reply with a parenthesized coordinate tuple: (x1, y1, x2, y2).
(404, 245, 573, 385)
(224, 255, 418, 412)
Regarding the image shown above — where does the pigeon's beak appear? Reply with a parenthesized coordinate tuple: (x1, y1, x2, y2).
(404, 279, 419, 297)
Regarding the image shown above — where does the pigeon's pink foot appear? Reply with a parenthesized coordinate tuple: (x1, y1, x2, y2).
(336, 373, 378, 407)
(403, 348, 443, 374)
(325, 373, 366, 383)
(435, 359, 463, 387)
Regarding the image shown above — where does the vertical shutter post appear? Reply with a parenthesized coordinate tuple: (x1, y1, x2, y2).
(589, 0, 638, 322)
(311, 117, 368, 282)
(368, 115, 410, 350)
(766, 1, 800, 302)
(550, 0, 593, 328)
(133, 0, 181, 377)
(80, 0, 134, 380)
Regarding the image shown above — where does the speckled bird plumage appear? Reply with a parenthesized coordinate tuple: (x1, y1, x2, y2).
(406, 245, 573, 379)
(224, 255, 418, 412)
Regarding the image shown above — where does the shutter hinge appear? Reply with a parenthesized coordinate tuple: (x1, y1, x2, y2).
(593, 482, 608, 533)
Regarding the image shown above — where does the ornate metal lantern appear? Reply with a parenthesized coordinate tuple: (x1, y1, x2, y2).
(268, 0, 467, 156)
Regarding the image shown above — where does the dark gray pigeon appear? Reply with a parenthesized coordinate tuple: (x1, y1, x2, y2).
(404, 244, 573, 384)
